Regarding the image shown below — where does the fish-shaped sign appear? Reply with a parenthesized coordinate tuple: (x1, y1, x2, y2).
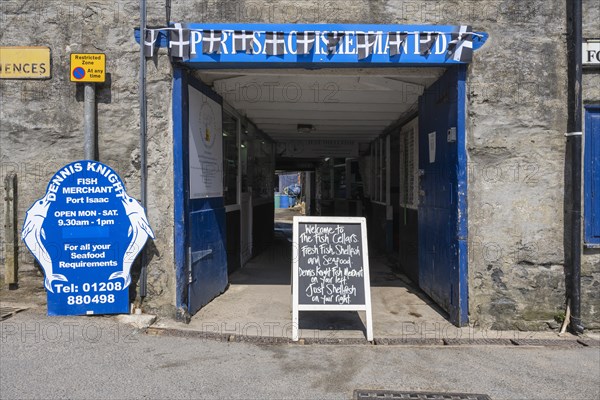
(21, 160, 155, 316)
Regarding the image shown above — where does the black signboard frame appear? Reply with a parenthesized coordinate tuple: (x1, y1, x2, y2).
(292, 216, 373, 341)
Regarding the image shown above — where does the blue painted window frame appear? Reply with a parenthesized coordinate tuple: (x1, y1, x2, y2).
(584, 105, 600, 246)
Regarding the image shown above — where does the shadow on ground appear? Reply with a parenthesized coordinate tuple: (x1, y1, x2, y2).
(175, 208, 450, 340)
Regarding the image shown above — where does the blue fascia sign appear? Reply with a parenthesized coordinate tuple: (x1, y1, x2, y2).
(137, 23, 488, 66)
(21, 161, 154, 316)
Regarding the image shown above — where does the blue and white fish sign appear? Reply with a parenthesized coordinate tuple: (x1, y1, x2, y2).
(21, 160, 155, 316)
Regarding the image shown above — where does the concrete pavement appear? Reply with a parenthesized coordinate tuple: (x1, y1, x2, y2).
(1, 208, 597, 348)
(151, 214, 593, 344)
(1, 308, 599, 400)
(3, 216, 597, 345)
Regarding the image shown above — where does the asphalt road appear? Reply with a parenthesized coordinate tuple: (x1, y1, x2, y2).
(1, 309, 599, 400)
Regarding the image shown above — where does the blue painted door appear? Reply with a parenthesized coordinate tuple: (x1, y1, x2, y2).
(173, 69, 228, 318)
(584, 106, 600, 245)
(188, 197, 228, 314)
(187, 79, 229, 315)
(418, 67, 468, 326)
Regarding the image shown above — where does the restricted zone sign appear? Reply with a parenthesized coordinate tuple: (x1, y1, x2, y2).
(292, 216, 373, 341)
(70, 53, 105, 82)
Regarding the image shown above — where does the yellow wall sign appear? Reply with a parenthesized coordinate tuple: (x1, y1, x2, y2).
(70, 53, 105, 83)
(0, 46, 51, 79)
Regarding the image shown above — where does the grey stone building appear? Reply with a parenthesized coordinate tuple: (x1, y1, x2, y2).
(1, 0, 598, 331)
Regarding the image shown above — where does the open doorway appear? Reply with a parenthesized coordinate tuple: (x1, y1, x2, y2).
(173, 65, 469, 332)
(273, 171, 303, 243)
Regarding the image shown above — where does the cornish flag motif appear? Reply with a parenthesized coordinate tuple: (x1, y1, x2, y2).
(144, 25, 482, 63)
(418, 32, 438, 55)
(265, 32, 285, 55)
(232, 30, 253, 54)
(326, 32, 345, 53)
(202, 30, 223, 54)
(447, 25, 473, 62)
(168, 23, 190, 60)
(143, 29, 158, 58)
(356, 33, 377, 60)
(296, 32, 315, 55)
(388, 32, 408, 57)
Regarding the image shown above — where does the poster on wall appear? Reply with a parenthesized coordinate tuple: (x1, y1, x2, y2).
(21, 161, 154, 316)
(428, 131, 436, 163)
(189, 85, 223, 199)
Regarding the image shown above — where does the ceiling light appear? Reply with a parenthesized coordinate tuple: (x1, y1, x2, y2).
(297, 124, 315, 134)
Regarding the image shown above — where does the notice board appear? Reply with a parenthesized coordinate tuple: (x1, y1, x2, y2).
(292, 216, 373, 341)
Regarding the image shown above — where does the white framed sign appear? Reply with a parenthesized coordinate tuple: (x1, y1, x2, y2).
(292, 216, 373, 341)
(583, 40, 600, 65)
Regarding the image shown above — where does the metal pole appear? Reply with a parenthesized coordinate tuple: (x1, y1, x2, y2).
(83, 83, 96, 160)
(4, 173, 18, 290)
(567, 0, 583, 335)
(139, 0, 148, 299)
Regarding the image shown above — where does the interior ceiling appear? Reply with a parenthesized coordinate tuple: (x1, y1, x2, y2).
(197, 68, 445, 143)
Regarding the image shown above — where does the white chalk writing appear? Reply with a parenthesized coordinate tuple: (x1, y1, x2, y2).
(298, 224, 363, 305)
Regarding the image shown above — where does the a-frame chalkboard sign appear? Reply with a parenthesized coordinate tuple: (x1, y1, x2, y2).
(292, 216, 373, 341)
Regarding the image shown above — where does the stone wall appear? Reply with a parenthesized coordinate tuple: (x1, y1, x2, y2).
(581, 0, 600, 329)
(165, 0, 596, 328)
(1, 0, 596, 328)
(464, 1, 569, 329)
(0, 1, 176, 313)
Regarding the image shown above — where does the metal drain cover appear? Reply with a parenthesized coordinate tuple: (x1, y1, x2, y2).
(0, 306, 26, 320)
(443, 338, 514, 346)
(353, 390, 491, 400)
